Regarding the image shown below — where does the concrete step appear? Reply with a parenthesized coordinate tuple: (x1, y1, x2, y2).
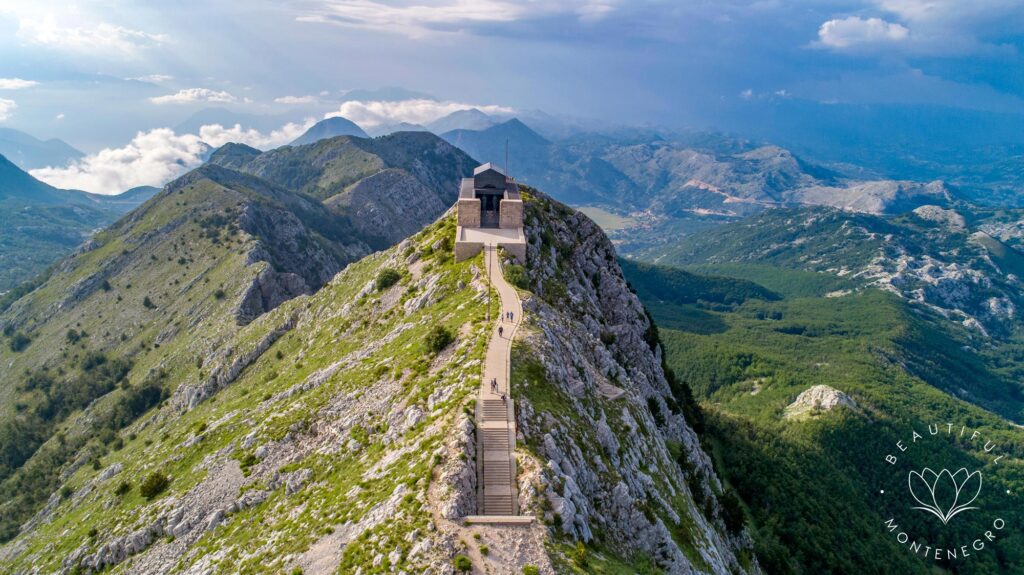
(464, 515, 535, 525)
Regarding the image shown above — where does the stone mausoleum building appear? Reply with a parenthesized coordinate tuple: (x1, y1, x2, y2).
(454, 163, 527, 262)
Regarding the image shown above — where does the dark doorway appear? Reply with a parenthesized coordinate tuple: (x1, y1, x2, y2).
(478, 192, 501, 228)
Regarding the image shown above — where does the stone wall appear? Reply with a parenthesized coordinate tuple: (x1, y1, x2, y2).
(499, 199, 524, 229)
(454, 234, 483, 262)
(457, 198, 480, 228)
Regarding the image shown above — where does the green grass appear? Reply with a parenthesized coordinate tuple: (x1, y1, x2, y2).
(0, 198, 494, 573)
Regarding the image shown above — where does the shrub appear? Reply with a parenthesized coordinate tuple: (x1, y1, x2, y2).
(375, 268, 401, 291)
(504, 264, 529, 290)
(424, 325, 454, 353)
(114, 481, 132, 497)
(142, 296, 156, 309)
(213, 289, 226, 300)
(572, 541, 588, 567)
(8, 331, 31, 352)
(239, 452, 258, 474)
(453, 555, 472, 572)
(523, 566, 539, 575)
(139, 472, 169, 500)
(479, 545, 489, 556)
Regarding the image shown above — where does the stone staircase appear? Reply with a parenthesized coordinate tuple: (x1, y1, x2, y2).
(467, 245, 530, 522)
(480, 411, 515, 515)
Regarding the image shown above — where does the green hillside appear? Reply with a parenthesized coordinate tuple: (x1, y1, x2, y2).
(0, 154, 154, 292)
(622, 262, 1024, 574)
(0, 211, 494, 572)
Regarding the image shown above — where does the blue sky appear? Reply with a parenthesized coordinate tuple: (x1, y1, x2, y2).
(1, 0, 1023, 192)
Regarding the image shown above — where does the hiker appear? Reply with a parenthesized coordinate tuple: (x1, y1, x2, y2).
(498, 325, 503, 338)
(500, 393, 507, 405)
(509, 311, 514, 322)
(491, 379, 497, 393)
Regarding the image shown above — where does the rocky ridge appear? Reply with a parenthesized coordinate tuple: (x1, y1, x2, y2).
(510, 191, 758, 573)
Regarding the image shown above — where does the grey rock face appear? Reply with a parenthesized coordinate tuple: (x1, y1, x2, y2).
(172, 314, 296, 411)
(438, 414, 477, 519)
(513, 193, 757, 575)
(326, 168, 451, 247)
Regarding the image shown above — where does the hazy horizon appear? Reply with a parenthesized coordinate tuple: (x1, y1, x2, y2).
(2, 0, 1024, 193)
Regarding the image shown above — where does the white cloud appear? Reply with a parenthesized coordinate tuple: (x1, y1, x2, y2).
(29, 119, 317, 194)
(330, 99, 514, 128)
(30, 129, 207, 194)
(274, 95, 318, 105)
(0, 98, 16, 122)
(150, 88, 237, 105)
(817, 16, 909, 49)
(128, 74, 174, 83)
(296, 0, 616, 37)
(872, 0, 1024, 54)
(198, 119, 316, 148)
(0, 78, 38, 90)
(17, 15, 166, 55)
(55, 113, 65, 120)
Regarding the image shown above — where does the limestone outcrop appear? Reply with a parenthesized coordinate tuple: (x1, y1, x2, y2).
(784, 385, 857, 419)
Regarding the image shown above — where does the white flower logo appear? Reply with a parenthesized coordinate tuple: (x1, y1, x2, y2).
(908, 468, 982, 524)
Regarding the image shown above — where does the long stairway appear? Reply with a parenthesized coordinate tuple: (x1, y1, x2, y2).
(470, 245, 525, 520)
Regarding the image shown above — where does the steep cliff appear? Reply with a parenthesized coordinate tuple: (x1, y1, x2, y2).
(509, 191, 758, 573)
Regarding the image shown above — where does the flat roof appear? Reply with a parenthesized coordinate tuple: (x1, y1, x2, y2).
(459, 177, 521, 200)
(458, 226, 525, 244)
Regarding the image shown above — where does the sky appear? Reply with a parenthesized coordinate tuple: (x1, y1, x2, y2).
(1, 0, 1023, 193)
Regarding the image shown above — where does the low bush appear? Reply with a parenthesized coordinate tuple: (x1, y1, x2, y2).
(375, 269, 401, 291)
(138, 472, 169, 500)
(453, 555, 472, 572)
(425, 325, 454, 353)
(8, 332, 31, 352)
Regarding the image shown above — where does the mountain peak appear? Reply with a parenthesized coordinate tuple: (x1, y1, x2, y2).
(290, 116, 369, 146)
(0, 127, 84, 170)
(425, 108, 497, 133)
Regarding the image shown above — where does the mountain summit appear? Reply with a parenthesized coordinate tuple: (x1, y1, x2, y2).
(290, 116, 369, 145)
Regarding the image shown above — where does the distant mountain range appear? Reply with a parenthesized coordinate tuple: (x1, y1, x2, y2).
(440, 118, 954, 250)
(0, 154, 157, 292)
(365, 121, 429, 137)
(0, 128, 83, 170)
(654, 203, 1024, 340)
